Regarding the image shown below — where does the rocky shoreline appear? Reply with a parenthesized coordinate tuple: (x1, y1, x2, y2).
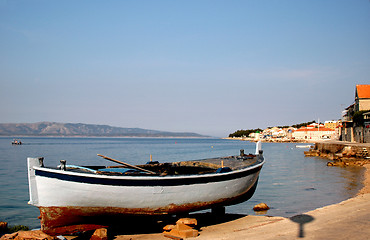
(304, 140, 370, 167)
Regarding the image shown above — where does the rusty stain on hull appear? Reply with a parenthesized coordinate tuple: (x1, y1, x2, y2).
(39, 181, 258, 235)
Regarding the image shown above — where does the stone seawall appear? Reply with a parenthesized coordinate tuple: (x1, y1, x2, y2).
(305, 141, 370, 166)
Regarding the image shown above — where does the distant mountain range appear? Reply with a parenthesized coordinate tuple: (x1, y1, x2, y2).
(0, 122, 207, 138)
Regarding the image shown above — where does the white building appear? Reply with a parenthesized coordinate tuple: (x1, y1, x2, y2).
(293, 126, 335, 141)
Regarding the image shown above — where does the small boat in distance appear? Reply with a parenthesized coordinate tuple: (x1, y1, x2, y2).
(295, 144, 313, 148)
(11, 139, 22, 145)
(27, 142, 265, 235)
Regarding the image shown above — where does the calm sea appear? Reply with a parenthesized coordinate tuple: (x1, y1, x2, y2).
(0, 137, 364, 229)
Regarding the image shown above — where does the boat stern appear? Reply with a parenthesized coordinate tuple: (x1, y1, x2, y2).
(27, 157, 44, 206)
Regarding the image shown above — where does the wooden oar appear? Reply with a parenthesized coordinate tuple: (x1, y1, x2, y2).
(97, 154, 156, 174)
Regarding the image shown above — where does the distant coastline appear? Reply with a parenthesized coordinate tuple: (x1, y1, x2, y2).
(0, 135, 213, 139)
(0, 122, 208, 138)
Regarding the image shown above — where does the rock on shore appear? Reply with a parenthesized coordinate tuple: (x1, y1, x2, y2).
(0, 230, 55, 240)
(253, 203, 270, 211)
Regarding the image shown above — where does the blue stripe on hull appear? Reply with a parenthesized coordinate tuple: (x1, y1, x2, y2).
(35, 166, 262, 187)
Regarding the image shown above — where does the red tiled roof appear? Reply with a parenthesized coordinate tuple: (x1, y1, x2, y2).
(356, 85, 370, 99)
(295, 127, 334, 132)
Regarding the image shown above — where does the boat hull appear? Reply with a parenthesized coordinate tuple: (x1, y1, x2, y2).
(38, 180, 258, 235)
(27, 157, 263, 234)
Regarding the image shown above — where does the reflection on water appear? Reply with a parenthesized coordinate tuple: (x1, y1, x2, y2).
(0, 138, 364, 228)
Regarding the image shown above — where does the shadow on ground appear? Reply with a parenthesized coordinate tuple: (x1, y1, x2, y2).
(290, 214, 315, 238)
(105, 212, 247, 238)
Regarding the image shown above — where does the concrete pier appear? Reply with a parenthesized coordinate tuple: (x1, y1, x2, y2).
(114, 193, 370, 240)
(313, 140, 370, 155)
(304, 140, 370, 164)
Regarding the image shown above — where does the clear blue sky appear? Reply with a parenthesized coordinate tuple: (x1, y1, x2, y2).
(1, 0, 369, 137)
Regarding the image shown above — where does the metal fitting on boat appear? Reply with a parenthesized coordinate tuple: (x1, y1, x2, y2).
(38, 157, 44, 167)
(240, 149, 245, 156)
(60, 160, 66, 171)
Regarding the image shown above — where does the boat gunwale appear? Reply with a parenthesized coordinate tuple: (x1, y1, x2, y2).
(32, 158, 264, 181)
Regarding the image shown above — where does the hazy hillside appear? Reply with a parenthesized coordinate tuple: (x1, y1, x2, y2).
(0, 122, 206, 137)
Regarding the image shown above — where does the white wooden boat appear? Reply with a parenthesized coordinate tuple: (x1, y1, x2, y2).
(27, 142, 265, 235)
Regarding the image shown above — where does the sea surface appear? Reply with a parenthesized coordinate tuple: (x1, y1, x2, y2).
(0, 137, 364, 229)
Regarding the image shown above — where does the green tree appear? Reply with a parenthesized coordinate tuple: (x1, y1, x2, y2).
(353, 111, 369, 126)
(229, 129, 263, 138)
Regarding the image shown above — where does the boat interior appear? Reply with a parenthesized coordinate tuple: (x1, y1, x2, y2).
(58, 152, 262, 177)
